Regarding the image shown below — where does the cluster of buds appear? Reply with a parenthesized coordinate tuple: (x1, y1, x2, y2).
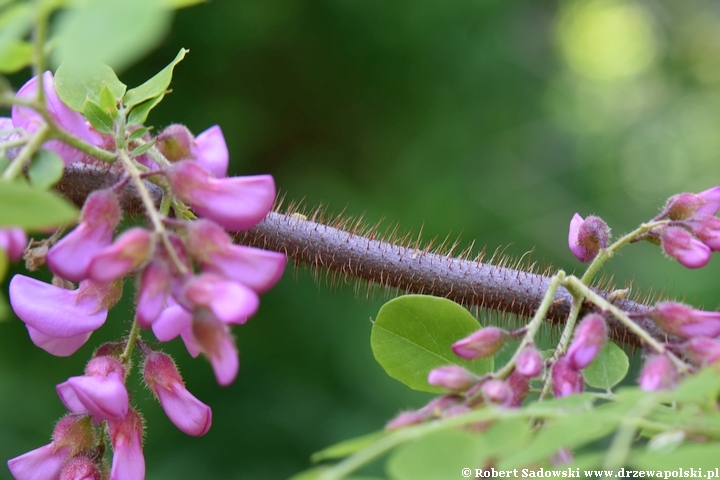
(4, 71, 287, 478)
(552, 314, 606, 398)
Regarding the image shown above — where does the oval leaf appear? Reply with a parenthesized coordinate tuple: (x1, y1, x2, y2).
(0, 181, 77, 229)
(55, 61, 126, 113)
(371, 295, 493, 393)
(83, 99, 115, 134)
(583, 341, 629, 390)
(123, 48, 187, 108)
(28, 149, 65, 189)
(387, 430, 483, 480)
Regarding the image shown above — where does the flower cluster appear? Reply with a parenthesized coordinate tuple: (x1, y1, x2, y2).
(5, 71, 286, 479)
(552, 314, 606, 398)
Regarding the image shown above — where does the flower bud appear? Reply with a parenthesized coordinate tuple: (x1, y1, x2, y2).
(427, 366, 478, 391)
(551, 357, 583, 398)
(568, 214, 610, 262)
(507, 371, 530, 407)
(660, 226, 711, 269)
(649, 302, 720, 339)
(157, 124, 194, 162)
(385, 410, 425, 430)
(639, 355, 677, 391)
(0, 227, 27, 262)
(515, 346, 543, 378)
(417, 394, 463, 416)
(108, 408, 144, 480)
(685, 215, 720, 251)
(661, 193, 707, 220)
(681, 337, 720, 367)
(60, 456, 102, 480)
(481, 379, 512, 405)
(566, 314, 607, 370)
(451, 327, 508, 360)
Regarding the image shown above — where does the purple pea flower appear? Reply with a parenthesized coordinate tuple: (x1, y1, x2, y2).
(12, 71, 100, 165)
(165, 161, 276, 232)
(451, 327, 508, 360)
(47, 189, 122, 282)
(136, 261, 171, 328)
(565, 314, 607, 370)
(660, 226, 711, 269)
(0, 227, 27, 262)
(190, 310, 239, 386)
(649, 302, 720, 338)
(568, 213, 610, 262)
(9, 275, 110, 356)
(182, 273, 259, 324)
(192, 125, 229, 178)
(108, 409, 145, 480)
(59, 456, 102, 480)
(87, 227, 152, 282)
(639, 355, 677, 391)
(481, 379, 512, 406)
(682, 337, 720, 367)
(551, 357, 584, 398)
(427, 366, 478, 391)
(515, 346, 543, 378)
(143, 351, 212, 436)
(56, 356, 129, 422)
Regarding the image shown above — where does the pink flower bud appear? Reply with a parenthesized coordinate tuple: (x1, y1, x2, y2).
(157, 124, 194, 162)
(108, 409, 145, 480)
(191, 310, 239, 386)
(47, 190, 121, 282)
(661, 193, 707, 220)
(0, 227, 27, 262)
(639, 355, 677, 391)
(151, 301, 193, 342)
(183, 273, 259, 324)
(649, 302, 720, 338)
(507, 371, 530, 407)
(56, 356, 129, 421)
(515, 346, 543, 378)
(60, 456, 102, 480)
(385, 410, 425, 430)
(451, 327, 508, 360)
(660, 226, 711, 269)
(192, 125, 229, 178)
(417, 394, 464, 416)
(143, 351, 212, 436)
(166, 161, 275, 231)
(136, 261, 171, 328)
(682, 338, 720, 367)
(685, 215, 720, 250)
(695, 186, 720, 216)
(427, 366, 478, 391)
(568, 214, 610, 262)
(481, 379, 512, 405)
(9, 275, 109, 356)
(12, 72, 100, 165)
(566, 314, 607, 370)
(186, 219, 286, 293)
(88, 228, 152, 282)
(551, 357, 584, 398)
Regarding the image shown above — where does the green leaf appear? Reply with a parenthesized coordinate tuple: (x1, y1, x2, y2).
(0, 247, 7, 283)
(521, 392, 597, 415)
(631, 443, 720, 470)
(50, 0, 173, 72)
(123, 48, 187, 108)
(127, 127, 150, 141)
(371, 295, 493, 393)
(311, 431, 385, 463)
(0, 181, 77, 229)
(98, 85, 119, 118)
(161, 0, 206, 7)
(0, 38, 32, 73)
(129, 139, 156, 157)
(0, 292, 10, 323)
(666, 368, 720, 405)
(127, 93, 165, 125)
(28, 149, 65, 189)
(55, 61, 126, 113)
(83, 99, 115, 134)
(386, 430, 483, 480)
(476, 418, 532, 465)
(583, 341, 629, 390)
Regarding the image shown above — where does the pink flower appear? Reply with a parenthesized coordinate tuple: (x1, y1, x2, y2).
(682, 338, 720, 367)
(151, 301, 193, 342)
(47, 190, 121, 282)
(192, 125, 229, 178)
(685, 215, 720, 250)
(551, 357, 584, 398)
(385, 411, 425, 430)
(515, 346, 543, 378)
(565, 314, 607, 370)
(12, 72, 100, 165)
(639, 355, 677, 391)
(660, 226, 711, 269)
(59, 456, 101, 480)
(507, 371, 530, 407)
(9, 275, 109, 356)
(186, 219, 286, 293)
(56, 356, 129, 421)
(143, 351, 212, 436)
(481, 379, 512, 405)
(26, 326, 92, 357)
(87, 228, 152, 282)
(0, 227, 27, 262)
(568, 214, 610, 262)
(695, 186, 720, 216)
(427, 366, 478, 391)
(108, 409, 144, 480)
(136, 261, 171, 328)
(649, 302, 720, 338)
(166, 161, 275, 231)
(190, 310, 239, 386)
(451, 327, 508, 360)
(183, 273, 259, 324)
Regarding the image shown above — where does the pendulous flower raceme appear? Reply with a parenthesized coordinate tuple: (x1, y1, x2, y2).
(4, 70, 286, 479)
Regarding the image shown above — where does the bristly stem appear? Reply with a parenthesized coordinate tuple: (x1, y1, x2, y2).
(56, 164, 673, 349)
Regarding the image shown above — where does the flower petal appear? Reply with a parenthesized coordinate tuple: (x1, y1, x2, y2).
(7, 443, 70, 480)
(156, 383, 212, 436)
(26, 326, 92, 357)
(193, 125, 228, 178)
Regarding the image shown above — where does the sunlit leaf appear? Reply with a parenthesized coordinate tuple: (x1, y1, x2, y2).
(371, 295, 493, 393)
(83, 99, 115, 134)
(55, 61, 126, 113)
(386, 430, 483, 480)
(28, 149, 64, 189)
(129, 139, 156, 157)
(583, 341, 629, 390)
(0, 181, 77, 229)
(123, 48, 187, 108)
(98, 85, 119, 118)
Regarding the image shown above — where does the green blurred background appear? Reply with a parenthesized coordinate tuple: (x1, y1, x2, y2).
(3, 0, 720, 478)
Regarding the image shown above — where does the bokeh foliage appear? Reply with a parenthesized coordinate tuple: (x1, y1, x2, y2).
(3, 0, 720, 478)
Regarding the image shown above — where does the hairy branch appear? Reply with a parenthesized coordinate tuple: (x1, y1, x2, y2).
(58, 164, 670, 347)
